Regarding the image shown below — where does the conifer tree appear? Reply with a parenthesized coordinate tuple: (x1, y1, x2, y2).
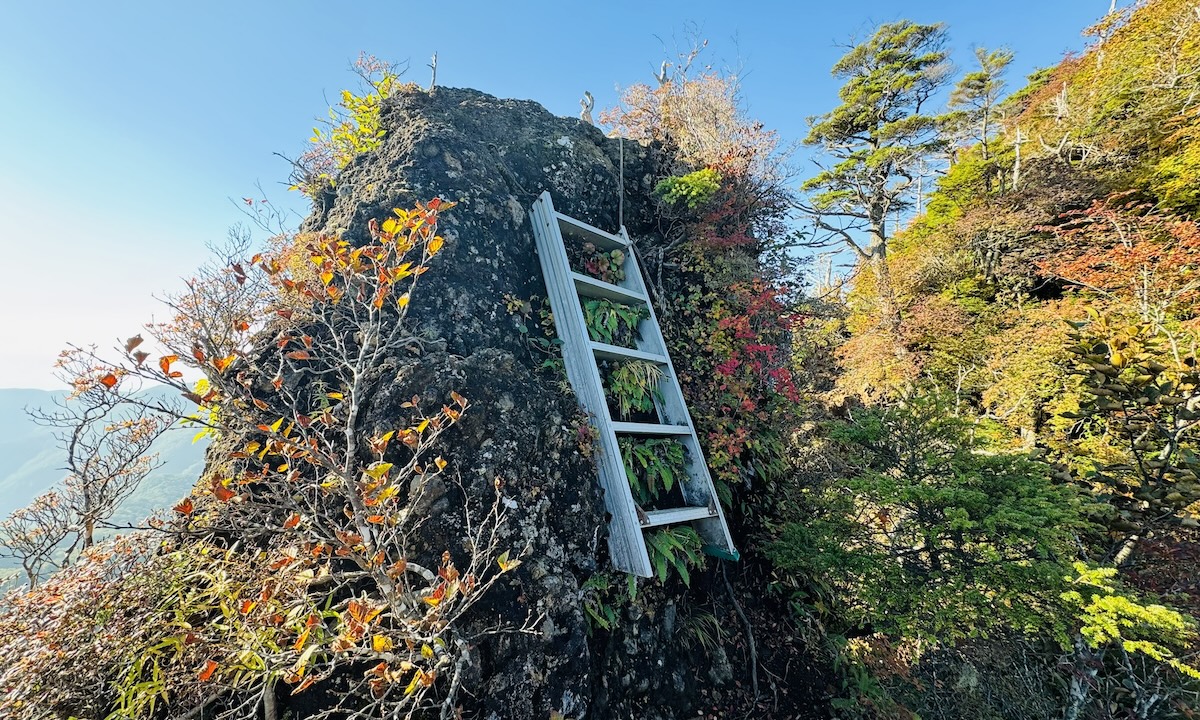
(800, 21, 951, 331)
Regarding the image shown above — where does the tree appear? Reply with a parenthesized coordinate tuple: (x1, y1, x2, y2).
(769, 393, 1089, 642)
(30, 200, 529, 719)
(1064, 313, 1200, 563)
(800, 21, 952, 331)
(28, 353, 173, 555)
(0, 490, 72, 588)
(947, 46, 1014, 175)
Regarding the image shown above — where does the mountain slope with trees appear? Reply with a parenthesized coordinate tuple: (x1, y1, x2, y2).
(777, 1, 1200, 716)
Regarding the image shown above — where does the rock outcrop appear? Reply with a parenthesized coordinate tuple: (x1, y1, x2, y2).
(300, 86, 721, 719)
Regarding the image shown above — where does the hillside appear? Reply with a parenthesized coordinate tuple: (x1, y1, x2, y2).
(0, 389, 207, 523)
(784, 1, 1200, 716)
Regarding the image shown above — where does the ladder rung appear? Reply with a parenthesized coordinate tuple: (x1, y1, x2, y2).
(611, 421, 691, 436)
(590, 341, 667, 364)
(641, 506, 717, 528)
(556, 212, 628, 251)
(571, 272, 647, 304)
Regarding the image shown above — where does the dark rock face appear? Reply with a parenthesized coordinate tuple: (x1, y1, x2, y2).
(304, 87, 659, 359)
(301, 87, 709, 719)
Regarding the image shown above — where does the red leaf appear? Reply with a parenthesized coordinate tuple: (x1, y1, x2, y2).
(212, 479, 235, 503)
(173, 498, 195, 515)
(99, 373, 118, 389)
(285, 350, 311, 361)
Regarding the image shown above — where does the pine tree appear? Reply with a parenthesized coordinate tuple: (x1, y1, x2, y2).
(800, 21, 951, 331)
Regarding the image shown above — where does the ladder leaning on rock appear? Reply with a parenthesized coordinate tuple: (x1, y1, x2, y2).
(529, 191, 738, 577)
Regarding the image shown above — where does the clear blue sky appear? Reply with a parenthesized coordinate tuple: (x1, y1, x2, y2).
(0, 0, 1104, 389)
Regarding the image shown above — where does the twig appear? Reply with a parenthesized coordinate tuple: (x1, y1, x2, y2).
(722, 562, 759, 699)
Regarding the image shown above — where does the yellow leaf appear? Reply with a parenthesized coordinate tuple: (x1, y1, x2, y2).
(434, 457, 448, 471)
(327, 392, 344, 400)
(497, 550, 521, 573)
(270, 417, 284, 433)
(397, 292, 410, 309)
(320, 270, 334, 286)
(427, 236, 444, 255)
(365, 462, 393, 480)
(421, 643, 435, 659)
(371, 635, 393, 653)
(404, 671, 422, 696)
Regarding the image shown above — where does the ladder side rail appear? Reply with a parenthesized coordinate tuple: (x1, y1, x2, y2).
(532, 194, 653, 576)
(619, 227, 738, 557)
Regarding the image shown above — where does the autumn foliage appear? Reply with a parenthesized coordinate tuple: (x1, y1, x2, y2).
(0, 200, 528, 719)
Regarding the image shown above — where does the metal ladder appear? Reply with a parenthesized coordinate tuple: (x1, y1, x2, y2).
(529, 191, 738, 577)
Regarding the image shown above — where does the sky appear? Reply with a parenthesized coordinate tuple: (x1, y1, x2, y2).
(0, 0, 1107, 389)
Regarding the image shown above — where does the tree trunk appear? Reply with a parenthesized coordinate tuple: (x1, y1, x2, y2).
(869, 253, 902, 332)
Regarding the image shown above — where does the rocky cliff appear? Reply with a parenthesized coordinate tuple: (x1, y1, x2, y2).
(299, 86, 728, 719)
(300, 87, 686, 715)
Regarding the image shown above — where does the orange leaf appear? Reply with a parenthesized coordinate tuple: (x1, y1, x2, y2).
(99, 373, 118, 389)
(286, 350, 311, 361)
(427, 236, 445, 255)
(191, 345, 207, 362)
(293, 627, 311, 652)
(235, 320, 250, 332)
(125, 335, 144, 352)
(239, 599, 257, 614)
(214, 354, 237, 373)
(283, 513, 301, 530)
(173, 498, 195, 515)
(198, 659, 218, 682)
(159, 355, 178, 375)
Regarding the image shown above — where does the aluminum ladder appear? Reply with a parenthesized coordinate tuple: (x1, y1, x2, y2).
(529, 191, 738, 577)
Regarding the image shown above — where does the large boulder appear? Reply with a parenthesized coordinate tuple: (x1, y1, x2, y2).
(301, 86, 705, 719)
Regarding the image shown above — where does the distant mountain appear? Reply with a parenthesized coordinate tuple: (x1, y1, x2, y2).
(0, 387, 208, 530)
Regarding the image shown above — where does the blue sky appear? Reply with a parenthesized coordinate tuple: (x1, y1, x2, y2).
(0, 0, 1104, 389)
